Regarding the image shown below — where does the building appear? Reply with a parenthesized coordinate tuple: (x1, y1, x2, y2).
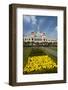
(24, 30, 57, 47)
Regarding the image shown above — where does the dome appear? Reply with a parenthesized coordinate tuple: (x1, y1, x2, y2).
(35, 31, 41, 37)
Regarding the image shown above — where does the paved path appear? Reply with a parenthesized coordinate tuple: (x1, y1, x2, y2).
(41, 47, 57, 57)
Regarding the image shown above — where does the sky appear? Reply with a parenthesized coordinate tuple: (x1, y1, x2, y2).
(23, 15, 57, 40)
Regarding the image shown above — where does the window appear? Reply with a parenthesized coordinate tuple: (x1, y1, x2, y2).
(32, 38, 33, 40)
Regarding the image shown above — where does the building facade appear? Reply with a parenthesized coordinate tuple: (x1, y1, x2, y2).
(24, 30, 57, 46)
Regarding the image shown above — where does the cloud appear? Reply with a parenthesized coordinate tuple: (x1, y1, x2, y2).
(24, 15, 37, 25)
(39, 18, 45, 25)
(30, 16, 37, 25)
(37, 18, 46, 31)
(24, 16, 31, 23)
(23, 15, 57, 39)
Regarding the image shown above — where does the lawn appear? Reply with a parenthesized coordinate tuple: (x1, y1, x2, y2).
(49, 47, 57, 51)
(23, 47, 32, 67)
(23, 46, 57, 74)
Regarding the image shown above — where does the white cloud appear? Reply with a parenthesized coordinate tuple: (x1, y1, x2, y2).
(30, 16, 37, 25)
(24, 16, 31, 23)
(39, 19, 44, 25)
(38, 18, 46, 31)
(24, 15, 37, 25)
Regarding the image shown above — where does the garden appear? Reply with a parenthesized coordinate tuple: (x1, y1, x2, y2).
(23, 47, 57, 74)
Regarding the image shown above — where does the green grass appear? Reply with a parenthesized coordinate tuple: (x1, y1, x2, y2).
(49, 47, 57, 51)
(29, 47, 46, 56)
(23, 47, 32, 68)
(41, 47, 57, 63)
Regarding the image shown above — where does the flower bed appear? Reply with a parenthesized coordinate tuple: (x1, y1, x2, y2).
(23, 55, 57, 74)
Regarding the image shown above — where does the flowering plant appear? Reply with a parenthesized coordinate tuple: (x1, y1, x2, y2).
(24, 55, 57, 74)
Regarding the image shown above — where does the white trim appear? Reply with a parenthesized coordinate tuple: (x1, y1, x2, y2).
(16, 8, 64, 82)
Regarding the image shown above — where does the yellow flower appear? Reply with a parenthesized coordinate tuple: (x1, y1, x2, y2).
(24, 55, 57, 73)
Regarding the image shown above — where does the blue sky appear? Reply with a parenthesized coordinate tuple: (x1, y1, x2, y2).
(23, 15, 57, 39)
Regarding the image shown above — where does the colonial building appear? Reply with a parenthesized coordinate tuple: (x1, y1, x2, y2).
(24, 29, 57, 46)
(24, 31, 46, 42)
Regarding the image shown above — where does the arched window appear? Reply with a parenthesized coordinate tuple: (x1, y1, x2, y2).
(44, 39, 45, 41)
(32, 38, 33, 40)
